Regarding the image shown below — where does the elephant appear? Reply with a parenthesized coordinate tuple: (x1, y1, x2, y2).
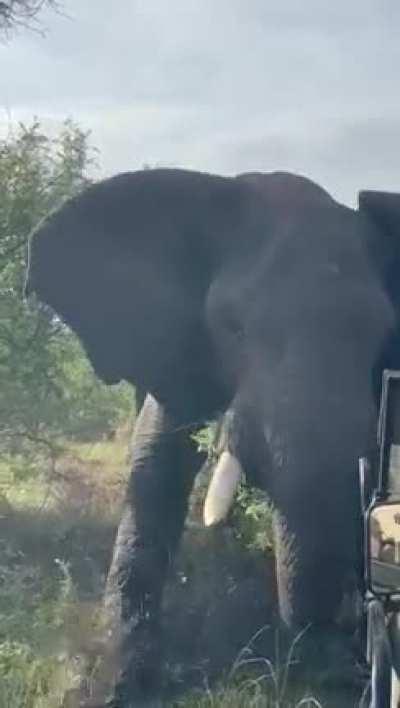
(25, 168, 400, 704)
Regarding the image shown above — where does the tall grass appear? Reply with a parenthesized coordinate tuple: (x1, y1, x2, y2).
(0, 426, 365, 706)
(174, 626, 324, 707)
(0, 434, 131, 708)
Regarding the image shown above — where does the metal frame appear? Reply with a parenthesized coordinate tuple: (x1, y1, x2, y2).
(365, 496, 400, 598)
(361, 371, 400, 706)
(378, 370, 400, 495)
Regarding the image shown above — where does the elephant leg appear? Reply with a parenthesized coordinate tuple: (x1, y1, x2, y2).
(104, 394, 204, 705)
(271, 506, 363, 687)
(272, 500, 362, 630)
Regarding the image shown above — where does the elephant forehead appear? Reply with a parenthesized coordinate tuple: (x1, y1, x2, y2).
(207, 221, 394, 364)
(238, 171, 336, 210)
(209, 227, 375, 310)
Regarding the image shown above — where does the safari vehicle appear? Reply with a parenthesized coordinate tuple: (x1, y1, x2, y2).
(361, 370, 400, 708)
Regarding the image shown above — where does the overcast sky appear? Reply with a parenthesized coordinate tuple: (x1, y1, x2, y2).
(1, 0, 399, 205)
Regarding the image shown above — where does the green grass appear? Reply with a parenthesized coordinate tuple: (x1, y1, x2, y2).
(0, 559, 85, 708)
(173, 686, 323, 707)
(68, 430, 131, 470)
(0, 430, 130, 518)
(0, 426, 367, 707)
(0, 432, 130, 707)
(0, 642, 81, 708)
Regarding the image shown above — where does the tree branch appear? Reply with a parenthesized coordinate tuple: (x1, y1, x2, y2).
(0, 0, 60, 38)
(0, 427, 63, 456)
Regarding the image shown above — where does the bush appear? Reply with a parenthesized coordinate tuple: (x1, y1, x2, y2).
(0, 550, 82, 708)
(0, 120, 133, 485)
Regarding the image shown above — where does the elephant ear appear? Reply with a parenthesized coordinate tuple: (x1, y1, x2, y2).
(359, 190, 400, 306)
(26, 169, 247, 422)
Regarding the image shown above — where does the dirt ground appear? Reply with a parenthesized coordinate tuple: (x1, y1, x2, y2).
(0, 442, 369, 706)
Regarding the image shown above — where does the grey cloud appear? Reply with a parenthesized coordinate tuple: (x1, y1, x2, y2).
(326, 116, 400, 173)
(0, 0, 399, 204)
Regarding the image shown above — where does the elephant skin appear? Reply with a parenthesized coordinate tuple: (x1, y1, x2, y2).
(25, 169, 400, 702)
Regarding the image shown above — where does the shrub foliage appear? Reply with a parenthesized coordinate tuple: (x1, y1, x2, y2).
(0, 120, 132, 469)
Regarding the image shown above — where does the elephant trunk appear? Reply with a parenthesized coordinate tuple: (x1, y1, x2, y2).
(265, 374, 374, 630)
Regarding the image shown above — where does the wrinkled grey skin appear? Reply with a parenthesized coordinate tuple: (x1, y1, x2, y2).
(25, 169, 400, 704)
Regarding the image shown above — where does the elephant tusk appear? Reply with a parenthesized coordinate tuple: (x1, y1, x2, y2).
(203, 451, 243, 527)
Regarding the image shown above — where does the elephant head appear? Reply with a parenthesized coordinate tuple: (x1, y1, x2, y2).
(26, 169, 400, 681)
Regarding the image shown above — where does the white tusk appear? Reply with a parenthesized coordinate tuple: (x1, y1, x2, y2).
(203, 451, 243, 527)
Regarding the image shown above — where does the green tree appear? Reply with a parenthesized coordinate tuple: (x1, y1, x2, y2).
(0, 0, 58, 38)
(0, 120, 132, 467)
